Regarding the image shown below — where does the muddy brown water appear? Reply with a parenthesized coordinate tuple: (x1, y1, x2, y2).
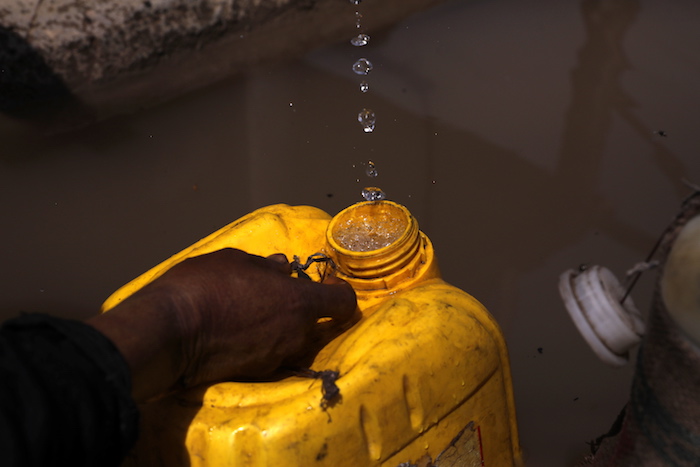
(2, 1, 700, 465)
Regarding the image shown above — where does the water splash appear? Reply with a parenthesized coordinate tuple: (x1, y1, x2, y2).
(352, 58, 373, 75)
(366, 160, 378, 177)
(358, 108, 376, 132)
(334, 211, 405, 252)
(351, 34, 370, 47)
(362, 187, 386, 202)
(359, 81, 369, 92)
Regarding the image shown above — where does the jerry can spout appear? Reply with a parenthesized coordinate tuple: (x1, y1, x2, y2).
(326, 200, 441, 299)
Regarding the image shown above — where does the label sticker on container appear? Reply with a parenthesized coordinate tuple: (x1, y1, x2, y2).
(433, 422, 484, 466)
(397, 422, 484, 467)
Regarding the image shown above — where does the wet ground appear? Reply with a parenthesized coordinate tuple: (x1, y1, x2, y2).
(2, 0, 700, 465)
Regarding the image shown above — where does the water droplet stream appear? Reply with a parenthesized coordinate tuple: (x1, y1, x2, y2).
(352, 58, 373, 75)
(366, 160, 378, 177)
(362, 187, 386, 202)
(358, 108, 376, 133)
(351, 34, 369, 47)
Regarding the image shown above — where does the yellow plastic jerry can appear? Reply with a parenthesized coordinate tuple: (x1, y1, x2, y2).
(103, 200, 522, 466)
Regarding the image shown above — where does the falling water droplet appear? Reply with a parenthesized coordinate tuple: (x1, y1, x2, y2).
(362, 187, 386, 201)
(352, 58, 373, 75)
(359, 81, 369, 92)
(358, 108, 376, 133)
(366, 160, 378, 177)
(350, 0, 362, 4)
(351, 33, 369, 46)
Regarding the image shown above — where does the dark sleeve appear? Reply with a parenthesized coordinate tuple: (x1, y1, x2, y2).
(0, 313, 139, 467)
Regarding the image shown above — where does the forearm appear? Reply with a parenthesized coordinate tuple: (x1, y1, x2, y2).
(87, 288, 186, 403)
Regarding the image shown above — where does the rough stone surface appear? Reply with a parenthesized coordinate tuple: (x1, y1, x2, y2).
(0, 0, 446, 125)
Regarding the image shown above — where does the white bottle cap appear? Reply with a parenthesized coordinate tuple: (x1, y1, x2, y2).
(559, 266, 645, 366)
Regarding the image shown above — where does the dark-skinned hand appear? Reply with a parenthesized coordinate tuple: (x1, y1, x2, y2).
(88, 248, 357, 402)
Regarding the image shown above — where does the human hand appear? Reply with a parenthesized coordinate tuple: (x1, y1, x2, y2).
(88, 249, 357, 402)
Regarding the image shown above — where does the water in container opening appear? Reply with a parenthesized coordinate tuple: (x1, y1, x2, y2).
(333, 211, 407, 252)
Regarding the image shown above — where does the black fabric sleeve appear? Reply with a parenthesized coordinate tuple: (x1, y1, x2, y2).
(0, 313, 139, 467)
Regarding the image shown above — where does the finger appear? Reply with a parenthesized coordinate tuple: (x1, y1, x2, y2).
(301, 278, 357, 324)
(264, 253, 292, 274)
(320, 275, 348, 286)
(266, 253, 289, 265)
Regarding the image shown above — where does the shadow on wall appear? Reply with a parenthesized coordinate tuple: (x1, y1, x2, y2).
(559, 0, 683, 194)
(0, 26, 84, 122)
(419, 0, 687, 325)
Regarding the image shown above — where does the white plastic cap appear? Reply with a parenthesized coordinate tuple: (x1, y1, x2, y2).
(559, 265, 645, 366)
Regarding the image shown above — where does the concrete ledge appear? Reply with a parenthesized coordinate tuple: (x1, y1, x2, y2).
(0, 0, 445, 128)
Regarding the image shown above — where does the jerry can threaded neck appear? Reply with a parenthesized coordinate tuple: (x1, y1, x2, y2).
(327, 200, 435, 292)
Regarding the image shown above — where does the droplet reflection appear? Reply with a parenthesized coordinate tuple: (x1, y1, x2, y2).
(352, 58, 373, 75)
(362, 187, 386, 202)
(358, 108, 376, 132)
(351, 34, 370, 46)
(366, 160, 378, 177)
